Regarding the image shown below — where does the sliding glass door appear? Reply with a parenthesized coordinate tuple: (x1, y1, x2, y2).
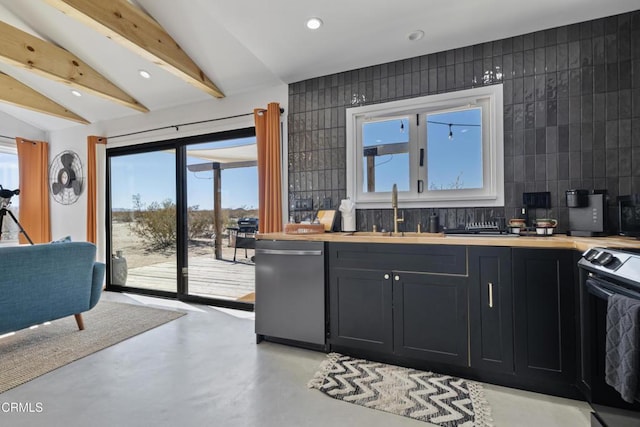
(109, 149, 177, 294)
(107, 128, 257, 308)
(185, 136, 258, 302)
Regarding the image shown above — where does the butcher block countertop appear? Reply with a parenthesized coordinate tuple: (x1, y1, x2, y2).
(257, 232, 640, 252)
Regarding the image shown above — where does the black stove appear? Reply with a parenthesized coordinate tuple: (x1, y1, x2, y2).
(578, 247, 640, 427)
(579, 248, 640, 287)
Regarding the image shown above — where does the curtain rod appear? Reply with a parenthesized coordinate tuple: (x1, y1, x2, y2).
(108, 108, 285, 140)
(1, 137, 38, 144)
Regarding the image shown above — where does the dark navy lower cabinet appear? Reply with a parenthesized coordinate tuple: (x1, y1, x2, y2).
(468, 246, 514, 374)
(327, 243, 468, 366)
(326, 242, 580, 399)
(393, 272, 468, 367)
(512, 248, 576, 384)
(328, 267, 393, 353)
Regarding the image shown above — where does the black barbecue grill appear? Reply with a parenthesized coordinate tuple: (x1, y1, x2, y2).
(230, 217, 258, 262)
(237, 217, 258, 233)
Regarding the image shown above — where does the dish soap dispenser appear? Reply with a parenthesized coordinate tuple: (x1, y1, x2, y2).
(429, 212, 439, 233)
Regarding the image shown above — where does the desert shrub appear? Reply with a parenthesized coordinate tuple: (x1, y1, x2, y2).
(188, 208, 213, 238)
(130, 198, 177, 249)
(112, 210, 135, 223)
(129, 194, 230, 248)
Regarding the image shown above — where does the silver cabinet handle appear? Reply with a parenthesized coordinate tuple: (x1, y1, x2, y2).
(394, 275, 400, 281)
(488, 282, 494, 308)
(384, 274, 390, 279)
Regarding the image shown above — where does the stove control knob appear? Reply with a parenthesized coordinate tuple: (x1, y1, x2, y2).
(583, 249, 600, 262)
(594, 251, 614, 266)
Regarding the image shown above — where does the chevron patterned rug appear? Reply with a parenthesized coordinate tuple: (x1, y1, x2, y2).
(308, 353, 493, 426)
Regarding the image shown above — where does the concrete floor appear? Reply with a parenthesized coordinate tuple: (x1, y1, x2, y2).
(1, 292, 592, 427)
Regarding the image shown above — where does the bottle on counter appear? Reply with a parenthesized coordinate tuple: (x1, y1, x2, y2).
(429, 212, 439, 233)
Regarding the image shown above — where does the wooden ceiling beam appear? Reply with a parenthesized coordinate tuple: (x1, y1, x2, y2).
(44, 0, 225, 99)
(0, 21, 148, 113)
(0, 73, 90, 124)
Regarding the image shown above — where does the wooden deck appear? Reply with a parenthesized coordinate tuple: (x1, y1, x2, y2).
(125, 254, 255, 302)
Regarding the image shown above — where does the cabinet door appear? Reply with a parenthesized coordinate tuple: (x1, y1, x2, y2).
(512, 249, 575, 382)
(329, 268, 393, 353)
(469, 247, 514, 373)
(393, 272, 468, 366)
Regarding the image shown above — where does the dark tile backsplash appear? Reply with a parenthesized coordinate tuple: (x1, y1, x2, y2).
(287, 10, 640, 233)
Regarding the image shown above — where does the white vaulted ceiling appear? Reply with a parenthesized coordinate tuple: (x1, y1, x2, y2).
(0, 0, 637, 132)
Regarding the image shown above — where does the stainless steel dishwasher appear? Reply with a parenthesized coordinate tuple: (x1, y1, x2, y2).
(255, 240, 325, 347)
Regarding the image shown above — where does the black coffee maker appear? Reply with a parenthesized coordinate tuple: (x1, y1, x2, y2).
(566, 189, 608, 237)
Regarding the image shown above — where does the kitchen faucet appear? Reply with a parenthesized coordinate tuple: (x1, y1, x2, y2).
(392, 184, 404, 234)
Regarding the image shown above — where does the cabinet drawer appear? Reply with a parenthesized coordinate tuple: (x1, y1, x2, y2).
(328, 243, 467, 275)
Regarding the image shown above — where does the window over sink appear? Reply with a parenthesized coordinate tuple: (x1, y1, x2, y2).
(346, 85, 504, 208)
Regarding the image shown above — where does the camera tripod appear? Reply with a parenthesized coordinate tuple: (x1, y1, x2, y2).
(0, 207, 33, 245)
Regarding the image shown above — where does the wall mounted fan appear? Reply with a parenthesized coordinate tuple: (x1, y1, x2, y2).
(49, 150, 84, 205)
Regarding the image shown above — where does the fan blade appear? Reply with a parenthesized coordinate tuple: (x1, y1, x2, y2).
(61, 153, 74, 167)
(72, 180, 82, 195)
(52, 182, 63, 195)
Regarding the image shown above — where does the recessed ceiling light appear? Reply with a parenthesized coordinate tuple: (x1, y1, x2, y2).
(306, 17, 323, 30)
(139, 69, 151, 79)
(407, 30, 425, 41)
(71, 90, 82, 97)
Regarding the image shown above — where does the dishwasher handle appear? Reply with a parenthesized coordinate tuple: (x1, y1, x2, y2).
(255, 248, 323, 256)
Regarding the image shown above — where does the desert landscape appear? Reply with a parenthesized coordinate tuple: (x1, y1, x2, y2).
(110, 219, 256, 301)
(111, 221, 254, 269)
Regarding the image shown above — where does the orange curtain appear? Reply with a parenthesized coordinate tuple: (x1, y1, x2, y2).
(15, 138, 51, 243)
(254, 102, 282, 233)
(87, 135, 107, 243)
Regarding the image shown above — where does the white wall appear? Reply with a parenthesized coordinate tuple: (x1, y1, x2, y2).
(47, 84, 288, 261)
(0, 110, 46, 146)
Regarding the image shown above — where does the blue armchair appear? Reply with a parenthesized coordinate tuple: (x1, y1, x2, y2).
(0, 242, 105, 334)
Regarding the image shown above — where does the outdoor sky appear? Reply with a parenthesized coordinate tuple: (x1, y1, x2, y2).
(110, 137, 258, 211)
(362, 108, 482, 193)
(427, 108, 482, 190)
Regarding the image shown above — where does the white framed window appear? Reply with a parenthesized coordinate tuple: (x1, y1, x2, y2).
(346, 85, 504, 209)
